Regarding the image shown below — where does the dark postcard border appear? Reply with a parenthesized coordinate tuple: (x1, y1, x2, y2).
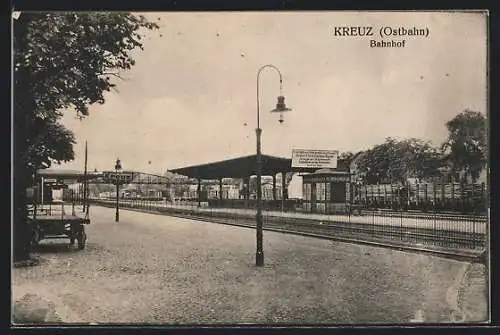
(489, 7, 498, 330)
(9, 0, 497, 12)
(8, 1, 499, 332)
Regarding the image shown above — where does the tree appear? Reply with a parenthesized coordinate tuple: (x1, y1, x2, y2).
(26, 118, 76, 172)
(339, 151, 355, 165)
(13, 12, 159, 262)
(357, 138, 397, 184)
(397, 138, 444, 181)
(357, 137, 444, 184)
(442, 110, 487, 183)
(339, 151, 356, 170)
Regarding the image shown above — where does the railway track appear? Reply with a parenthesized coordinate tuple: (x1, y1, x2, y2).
(92, 201, 486, 261)
(93, 199, 487, 222)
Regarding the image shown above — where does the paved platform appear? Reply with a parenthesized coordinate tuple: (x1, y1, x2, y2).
(12, 206, 488, 324)
(456, 263, 489, 322)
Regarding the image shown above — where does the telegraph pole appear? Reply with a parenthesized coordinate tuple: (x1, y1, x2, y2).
(83, 141, 88, 211)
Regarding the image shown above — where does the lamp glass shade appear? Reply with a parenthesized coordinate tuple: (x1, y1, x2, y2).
(270, 95, 292, 114)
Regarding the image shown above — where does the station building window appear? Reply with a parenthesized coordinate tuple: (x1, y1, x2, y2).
(303, 183, 312, 201)
(317, 182, 326, 201)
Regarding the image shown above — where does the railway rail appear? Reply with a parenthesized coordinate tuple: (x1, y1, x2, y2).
(91, 200, 486, 261)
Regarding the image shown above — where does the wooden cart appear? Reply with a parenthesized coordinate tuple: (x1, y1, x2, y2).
(28, 202, 90, 249)
(27, 168, 97, 250)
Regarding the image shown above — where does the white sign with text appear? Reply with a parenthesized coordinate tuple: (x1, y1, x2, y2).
(291, 149, 339, 169)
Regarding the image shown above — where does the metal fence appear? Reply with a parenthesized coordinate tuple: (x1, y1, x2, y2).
(88, 197, 487, 255)
(352, 182, 488, 214)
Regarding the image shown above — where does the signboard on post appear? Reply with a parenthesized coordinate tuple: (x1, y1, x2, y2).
(291, 149, 339, 169)
(103, 171, 134, 185)
(44, 178, 57, 184)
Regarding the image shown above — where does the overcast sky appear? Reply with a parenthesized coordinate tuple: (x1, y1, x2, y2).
(55, 11, 487, 174)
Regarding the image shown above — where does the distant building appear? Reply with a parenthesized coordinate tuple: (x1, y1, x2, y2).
(205, 179, 241, 199)
(262, 181, 281, 200)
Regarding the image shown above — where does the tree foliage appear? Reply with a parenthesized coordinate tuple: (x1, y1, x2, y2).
(339, 151, 354, 160)
(442, 110, 487, 183)
(15, 12, 159, 172)
(357, 137, 444, 184)
(13, 12, 159, 262)
(26, 118, 76, 172)
(15, 12, 159, 118)
(339, 151, 355, 167)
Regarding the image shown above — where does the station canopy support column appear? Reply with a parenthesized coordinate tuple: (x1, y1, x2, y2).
(169, 154, 316, 209)
(243, 176, 250, 208)
(197, 178, 201, 208)
(281, 171, 286, 211)
(219, 178, 223, 206)
(272, 174, 277, 201)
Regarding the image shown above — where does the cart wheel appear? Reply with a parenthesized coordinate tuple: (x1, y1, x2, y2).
(77, 231, 87, 250)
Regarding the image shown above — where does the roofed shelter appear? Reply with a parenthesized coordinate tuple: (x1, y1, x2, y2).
(36, 168, 101, 181)
(170, 154, 320, 179)
(170, 154, 318, 209)
(34, 169, 100, 205)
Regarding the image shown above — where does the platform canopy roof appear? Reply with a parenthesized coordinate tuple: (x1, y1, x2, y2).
(169, 154, 322, 180)
(36, 168, 101, 180)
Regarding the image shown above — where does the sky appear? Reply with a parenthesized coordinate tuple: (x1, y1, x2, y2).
(55, 11, 487, 175)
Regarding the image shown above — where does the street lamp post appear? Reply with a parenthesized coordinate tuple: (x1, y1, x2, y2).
(115, 158, 122, 222)
(255, 64, 292, 267)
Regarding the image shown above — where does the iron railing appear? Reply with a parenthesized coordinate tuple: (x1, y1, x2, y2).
(350, 182, 487, 214)
(88, 197, 487, 254)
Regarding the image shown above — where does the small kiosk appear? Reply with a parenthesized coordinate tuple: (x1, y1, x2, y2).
(301, 168, 350, 214)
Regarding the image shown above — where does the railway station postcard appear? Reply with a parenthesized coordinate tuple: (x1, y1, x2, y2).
(12, 10, 490, 326)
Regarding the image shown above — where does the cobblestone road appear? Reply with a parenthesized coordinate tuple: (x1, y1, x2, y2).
(12, 206, 488, 324)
